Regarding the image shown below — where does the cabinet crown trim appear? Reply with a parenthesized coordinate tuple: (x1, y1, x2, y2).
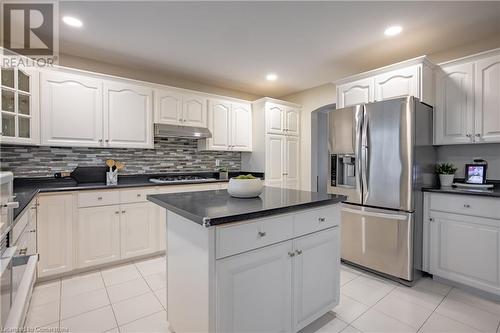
(437, 47, 500, 67)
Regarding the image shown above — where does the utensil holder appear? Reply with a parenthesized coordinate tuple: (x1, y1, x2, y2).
(106, 171, 118, 186)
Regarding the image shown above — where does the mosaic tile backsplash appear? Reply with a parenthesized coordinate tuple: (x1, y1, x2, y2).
(0, 138, 241, 177)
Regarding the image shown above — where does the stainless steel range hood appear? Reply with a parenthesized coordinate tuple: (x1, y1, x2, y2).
(154, 124, 212, 139)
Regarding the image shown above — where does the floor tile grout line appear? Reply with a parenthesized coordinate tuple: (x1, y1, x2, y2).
(117, 309, 166, 329)
(98, 269, 121, 333)
(415, 286, 463, 333)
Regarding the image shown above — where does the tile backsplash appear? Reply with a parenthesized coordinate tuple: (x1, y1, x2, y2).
(0, 138, 241, 177)
(437, 143, 500, 180)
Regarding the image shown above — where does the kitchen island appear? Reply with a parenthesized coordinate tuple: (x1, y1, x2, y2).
(148, 187, 346, 333)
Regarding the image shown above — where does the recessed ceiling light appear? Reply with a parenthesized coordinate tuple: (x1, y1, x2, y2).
(63, 16, 83, 28)
(266, 73, 278, 81)
(384, 25, 402, 37)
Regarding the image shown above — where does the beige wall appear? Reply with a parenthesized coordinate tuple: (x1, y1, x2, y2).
(59, 54, 261, 101)
(281, 39, 500, 192)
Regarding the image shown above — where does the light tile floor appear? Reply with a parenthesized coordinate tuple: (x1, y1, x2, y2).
(26, 256, 500, 333)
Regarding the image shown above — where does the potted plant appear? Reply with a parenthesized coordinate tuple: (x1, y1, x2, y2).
(228, 174, 264, 198)
(435, 163, 458, 187)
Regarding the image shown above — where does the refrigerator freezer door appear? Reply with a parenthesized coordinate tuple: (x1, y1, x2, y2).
(362, 97, 414, 211)
(341, 204, 414, 281)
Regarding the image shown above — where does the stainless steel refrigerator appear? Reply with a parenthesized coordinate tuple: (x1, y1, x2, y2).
(328, 96, 436, 283)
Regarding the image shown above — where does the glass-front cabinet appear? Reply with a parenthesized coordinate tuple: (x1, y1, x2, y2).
(0, 64, 39, 145)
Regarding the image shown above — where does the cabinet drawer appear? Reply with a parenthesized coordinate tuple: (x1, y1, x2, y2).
(294, 205, 340, 237)
(78, 190, 120, 207)
(216, 215, 294, 259)
(429, 193, 500, 220)
(120, 188, 157, 204)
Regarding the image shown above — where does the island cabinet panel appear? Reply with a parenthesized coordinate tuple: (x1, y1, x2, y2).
(216, 241, 293, 333)
(293, 228, 340, 331)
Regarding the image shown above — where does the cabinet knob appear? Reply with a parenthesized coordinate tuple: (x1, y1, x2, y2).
(288, 251, 295, 257)
(98, 139, 103, 143)
(318, 217, 326, 223)
(97, 197, 103, 200)
(429, 218, 434, 222)
(295, 249, 303, 255)
(122, 210, 126, 214)
(466, 133, 471, 137)
(258, 231, 266, 237)
(29, 229, 36, 233)
(105, 139, 109, 143)
(115, 211, 120, 214)
(137, 194, 141, 197)
(463, 204, 471, 208)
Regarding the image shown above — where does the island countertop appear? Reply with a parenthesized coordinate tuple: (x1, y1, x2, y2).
(147, 186, 347, 226)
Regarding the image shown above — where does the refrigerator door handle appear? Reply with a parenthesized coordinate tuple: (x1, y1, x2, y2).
(361, 110, 369, 201)
(342, 207, 408, 220)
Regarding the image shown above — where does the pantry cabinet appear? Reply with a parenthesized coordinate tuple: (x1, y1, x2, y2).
(423, 192, 500, 296)
(37, 194, 75, 278)
(434, 49, 500, 145)
(335, 57, 434, 108)
(0, 65, 39, 145)
(104, 81, 153, 149)
(266, 103, 300, 136)
(264, 135, 300, 190)
(154, 89, 207, 128)
(198, 99, 252, 152)
(77, 205, 121, 268)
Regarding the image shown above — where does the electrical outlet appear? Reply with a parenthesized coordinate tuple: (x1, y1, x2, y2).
(215, 159, 221, 167)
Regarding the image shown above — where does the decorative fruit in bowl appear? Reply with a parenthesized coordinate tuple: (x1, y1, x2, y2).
(227, 174, 264, 198)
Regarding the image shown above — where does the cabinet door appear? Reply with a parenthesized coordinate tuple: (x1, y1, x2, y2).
(120, 202, 158, 259)
(27, 202, 37, 255)
(293, 228, 340, 331)
(154, 89, 182, 125)
(337, 78, 374, 108)
(374, 65, 420, 102)
(475, 54, 500, 143)
(230, 103, 252, 151)
(285, 136, 300, 190)
(285, 108, 300, 136)
(37, 194, 74, 278)
(216, 241, 293, 333)
(429, 212, 500, 294)
(434, 63, 475, 145)
(104, 81, 153, 148)
(207, 99, 230, 150)
(40, 71, 103, 147)
(265, 135, 285, 188)
(77, 206, 120, 268)
(266, 103, 285, 135)
(183, 95, 207, 128)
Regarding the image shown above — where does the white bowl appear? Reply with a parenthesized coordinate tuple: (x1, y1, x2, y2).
(227, 178, 264, 198)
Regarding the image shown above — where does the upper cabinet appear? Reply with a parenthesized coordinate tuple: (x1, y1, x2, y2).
(335, 57, 434, 108)
(266, 102, 300, 136)
(104, 81, 153, 149)
(154, 89, 207, 128)
(40, 71, 103, 147)
(434, 49, 500, 145)
(0, 65, 39, 145)
(198, 99, 252, 152)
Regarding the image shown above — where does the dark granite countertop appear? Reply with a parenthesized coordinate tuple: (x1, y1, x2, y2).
(12, 172, 263, 222)
(422, 183, 500, 198)
(147, 187, 346, 227)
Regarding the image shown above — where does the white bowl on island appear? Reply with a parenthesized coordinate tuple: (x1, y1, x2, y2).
(227, 177, 264, 198)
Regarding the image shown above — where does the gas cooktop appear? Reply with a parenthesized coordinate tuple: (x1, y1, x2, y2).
(149, 175, 218, 184)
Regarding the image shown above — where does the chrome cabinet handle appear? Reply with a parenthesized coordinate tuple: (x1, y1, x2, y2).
(29, 229, 36, 233)
(258, 231, 266, 237)
(295, 249, 303, 255)
(105, 139, 109, 143)
(288, 251, 295, 257)
(98, 139, 103, 143)
(137, 194, 141, 197)
(464, 204, 471, 208)
(429, 217, 434, 222)
(121, 210, 126, 214)
(19, 248, 27, 255)
(115, 211, 120, 214)
(318, 217, 326, 223)
(97, 197, 103, 200)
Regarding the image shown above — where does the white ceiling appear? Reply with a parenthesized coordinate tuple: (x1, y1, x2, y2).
(58, 1, 500, 97)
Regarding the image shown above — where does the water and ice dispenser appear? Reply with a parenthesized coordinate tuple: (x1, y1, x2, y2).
(330, 154, 356, 187)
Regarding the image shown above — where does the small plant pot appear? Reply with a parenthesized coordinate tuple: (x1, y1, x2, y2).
(228, 178, 264, 198)
(439, 174, 454, 187)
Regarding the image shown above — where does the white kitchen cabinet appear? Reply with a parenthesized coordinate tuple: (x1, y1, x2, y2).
(120, 202, 158, 259)
(475, 54, 500, 143)
(37, 194, 74, 278)
(0, 65, 39, 145)
(434, 62, 475, 145)
(154, 89, 207, 128)
(335, 56, 434, 108)
(337, 77, 374, 108)
(374, 65, 420, 102)
(199, 99, 252, 152)
(216, 241, 293, 333)
(285, 136, 300, 189)
(266, 103, 300, 136)
(77, 205, 121, 268)
(265, 135, 299, 189)
(40, 70, 103, 147)
(285, 108, 300, 136)
(424, 192, 500, 296)
(293, 228, 340, 331)
(104, 81, 153, 149)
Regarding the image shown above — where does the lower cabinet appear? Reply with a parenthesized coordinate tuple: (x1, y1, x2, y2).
(216, 227, 340, 332)
(37, 194, 75, 278)
(120, 202, 158, 259)
(77, 205, 121, 268)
